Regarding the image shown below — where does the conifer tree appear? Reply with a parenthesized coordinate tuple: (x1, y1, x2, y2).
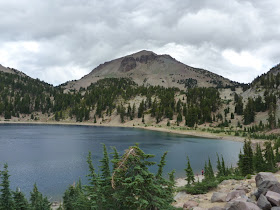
(84, 152, 102, 209)
(185, 156, 195, 185)
(264, 141, 275, 171)
(221, 156, 226, 176)
(99, 144, 113, 209)
(254, 143, 265, 172)
(238, 140, 254, 176)
(216, 154, 222, 177)
(111, 146, 120, 169)
(156, 152, 167, 180)
(0, 164, 14, 210)
(30, 184, 50, 210)
(207, 158, 215, 180)
(13, 188, 29, 210)
(112, 145, 174, 210)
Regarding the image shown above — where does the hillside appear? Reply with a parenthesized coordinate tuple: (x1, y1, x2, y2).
(0, 64, 27, 77)
(62, 50, 239, 90)
(1, 55, 280, 139)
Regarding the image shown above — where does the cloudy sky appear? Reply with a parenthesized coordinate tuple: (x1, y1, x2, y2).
(0, 0, 279, 85)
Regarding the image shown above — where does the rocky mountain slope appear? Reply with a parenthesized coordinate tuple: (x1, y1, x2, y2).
(0, 64, 27, 77)
(62, 50, 239, 91)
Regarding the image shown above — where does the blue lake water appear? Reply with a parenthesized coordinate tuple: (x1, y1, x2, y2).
(0, 124, 243, 201)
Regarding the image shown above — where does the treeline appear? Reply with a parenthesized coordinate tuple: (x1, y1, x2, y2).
(0, 74, 223, 128)
(234, 91, 278, 126)
(252, 64, 280, 89)
(0, 71, 61, 119)
(185, 87, 220, 126)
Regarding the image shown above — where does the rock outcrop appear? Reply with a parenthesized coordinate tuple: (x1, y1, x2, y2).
(174, 171, 280, 210)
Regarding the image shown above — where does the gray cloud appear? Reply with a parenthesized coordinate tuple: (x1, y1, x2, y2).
(0, 0, 279, 85)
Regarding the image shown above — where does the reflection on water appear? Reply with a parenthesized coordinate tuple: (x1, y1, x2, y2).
(0, 124, 243, 201)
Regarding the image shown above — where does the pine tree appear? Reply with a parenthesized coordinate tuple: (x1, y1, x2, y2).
(84, 152, 102, 209)
(238, 140, 254, 176)
(99, 144, 113, 209)
(63, 179, 90, 210)
(221, 156, 226, 176)
(264, 141, 275, 171)
(112, 145, 174, 209)
(254, 143, 265, 172)
(156, 152, 167, 180)
(0, 164, 14, 210)
(13, 188, 29, 210)
(30, 184, 50, 210)
(216, 154, 222, 177)
(185, 156, 195, 185)
(111, 146, 120, 169)
(207, 158, 215, 180)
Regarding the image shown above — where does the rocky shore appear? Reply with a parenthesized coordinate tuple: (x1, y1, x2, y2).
(173, 171, 280, 210)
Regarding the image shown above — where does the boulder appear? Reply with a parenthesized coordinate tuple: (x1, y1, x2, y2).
(220, 180, 233, 185)
(227, 200, 261, 210)
(211, 192, 227, 202)
(266, 190, 280, 206)
(271, 207, 280, 210)
(226, 190, 246, 202)
(235, 185, 250, 193)
(174, 191, 188, 201)
(257, 194, 272, 210)
(183, 201, 198, 209)
(255, 180, 280, 199)
(255, 172, 278, 187)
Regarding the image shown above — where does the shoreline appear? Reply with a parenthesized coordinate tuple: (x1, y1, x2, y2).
(0, 119, 265, 144)
(0, 119, 256, 206)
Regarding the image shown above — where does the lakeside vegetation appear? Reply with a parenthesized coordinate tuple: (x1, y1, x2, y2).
(0, 138, 280, 209)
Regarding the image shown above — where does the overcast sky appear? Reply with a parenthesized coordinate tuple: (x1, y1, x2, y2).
(0, 0, 279, 85)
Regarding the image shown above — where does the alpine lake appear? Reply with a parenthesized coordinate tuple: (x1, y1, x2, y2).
(0, 124, 243, 201)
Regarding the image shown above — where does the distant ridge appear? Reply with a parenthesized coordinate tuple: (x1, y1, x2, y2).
(0, 64, 27, 77)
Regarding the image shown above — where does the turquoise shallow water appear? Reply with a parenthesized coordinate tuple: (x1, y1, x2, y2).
(0, 124, 243, 201)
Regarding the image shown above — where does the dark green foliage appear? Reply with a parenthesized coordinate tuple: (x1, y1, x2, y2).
(112, 145, 174, 209)
(111, 146, 120, 169)
(238, 140, 254, 176)
(267, 102, 276, 129)
(254, 144, 266, 173)
(99, 144, 114, 209)
(243, 98, 255, 125)
(204, 158, 215, 181)
(184, 180, 218, 195)
(84, 152, 102, 209)
(186, 87, 220, 125)
(264, 141, 275, 171)
(13, 188, 29, 210)
(63, 179, 90, 210)
(61, 145, 175, 209)
(0, 164, 14, 210)
(234, 94, 243, 115)
(30, 184, 51, 210)
(216, 154, 222, 177)
(156, 151, 168, 179)
(185, 156, 195, 185)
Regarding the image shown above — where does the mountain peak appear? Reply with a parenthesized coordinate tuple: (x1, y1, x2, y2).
(62, 50, 238, 90)
(130, 50, 157, 57)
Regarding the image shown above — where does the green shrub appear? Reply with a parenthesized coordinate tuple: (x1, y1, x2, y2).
(184, 180, 218, 194)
